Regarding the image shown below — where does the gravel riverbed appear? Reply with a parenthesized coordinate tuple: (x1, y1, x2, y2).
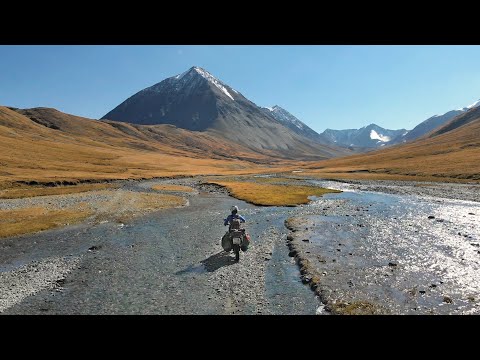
(0, 177, 317, 314)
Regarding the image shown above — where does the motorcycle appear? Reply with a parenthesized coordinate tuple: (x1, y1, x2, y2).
(221, 222, 250, 262)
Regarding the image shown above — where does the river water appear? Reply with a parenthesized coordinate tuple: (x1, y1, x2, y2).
(301, 180, 480, 314)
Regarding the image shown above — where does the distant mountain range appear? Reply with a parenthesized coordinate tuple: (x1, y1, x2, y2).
(265, 99, 480, 151)
(262, 105, 407, 150)
(320, 124, 408, 150)
(304, 104, 480, 180)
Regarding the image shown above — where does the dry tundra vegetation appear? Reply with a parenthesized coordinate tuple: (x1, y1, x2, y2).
(1, 104, 479, 238)
(205, 178, 341, 206)
(0, 207, 92, 239)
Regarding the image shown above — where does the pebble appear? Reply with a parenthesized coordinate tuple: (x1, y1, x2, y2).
(443, 296, 453, 304)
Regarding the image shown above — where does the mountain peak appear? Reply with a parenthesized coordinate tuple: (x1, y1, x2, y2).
(101, 67, 346, 159)
(266, 105, 290, 114)
(171, 66, 235, 101)
(176, 66, 209, 79)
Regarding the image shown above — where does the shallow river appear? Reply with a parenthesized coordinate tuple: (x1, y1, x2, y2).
(303, 180, 480, 314)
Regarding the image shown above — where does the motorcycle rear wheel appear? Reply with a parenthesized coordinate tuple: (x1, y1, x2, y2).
(233, 244, 240, 262)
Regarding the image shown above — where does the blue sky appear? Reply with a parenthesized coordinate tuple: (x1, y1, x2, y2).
(1, 45, 480, 133)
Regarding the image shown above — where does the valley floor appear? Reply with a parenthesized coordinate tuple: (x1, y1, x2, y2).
(0, 176, 479, 314)
(0, 178, 318, 314)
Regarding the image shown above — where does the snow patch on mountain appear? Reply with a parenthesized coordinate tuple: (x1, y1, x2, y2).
(370, 129, 391, 142)
(455, 99, 480, 112)
(192, 67, 234, 100)
(145, 66, 235, 101)
(467, 99, 480, 109)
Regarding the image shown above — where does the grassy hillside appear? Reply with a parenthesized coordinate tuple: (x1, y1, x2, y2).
(0, 106, 283, 188)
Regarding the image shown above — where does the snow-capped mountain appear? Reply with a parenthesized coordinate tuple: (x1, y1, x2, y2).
(458, 99, 480, 112)
(321, 124, 408, 149)
(103, 66, 240, 130)
(262, 105, 325, 142)
(102, 66, 348, 159)
(392, 98, 480, 144)
(319, 98, 480, 150)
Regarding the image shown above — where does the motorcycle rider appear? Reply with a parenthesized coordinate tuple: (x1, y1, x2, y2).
(224, 205, 246, 230)
(222, 206, 249, 260)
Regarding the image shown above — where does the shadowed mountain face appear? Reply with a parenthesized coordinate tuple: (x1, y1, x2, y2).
(102, 66, 349, 159)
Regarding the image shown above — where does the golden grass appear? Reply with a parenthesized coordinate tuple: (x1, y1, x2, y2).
(151, 184, 194, 192)
(207, 180, 341, 206)
(0, 207, 92, 238)
(0, 183, 117, 199)
(236, 176, 302, 184)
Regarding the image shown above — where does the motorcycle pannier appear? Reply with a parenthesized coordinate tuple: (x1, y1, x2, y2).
(241, 233, 250, 252)
(221, 232, 233, 251)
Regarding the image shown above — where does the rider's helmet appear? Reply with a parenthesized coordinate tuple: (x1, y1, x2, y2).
(231, 205, 239, 214)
